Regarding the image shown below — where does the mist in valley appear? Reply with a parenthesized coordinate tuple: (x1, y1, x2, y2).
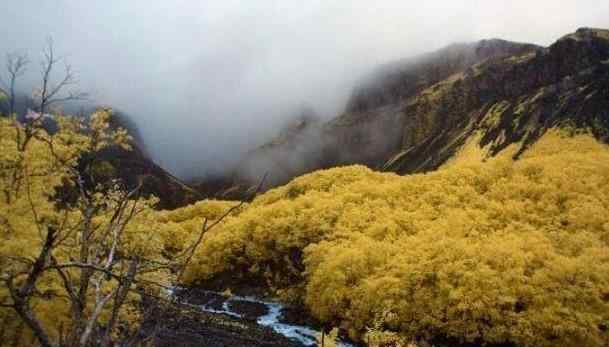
(1, 0, 608, 179)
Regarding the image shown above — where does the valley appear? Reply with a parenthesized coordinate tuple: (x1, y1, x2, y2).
(0, 9, 608, 346)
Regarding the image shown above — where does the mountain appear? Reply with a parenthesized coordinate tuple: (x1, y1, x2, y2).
(0, 99, 202, 209)
(197, 28, 609, 197)
(94, 143, 202, 210)
(87, 109, 203, 209)
(69, 108, 202, 209)
(1, 89, 204, 208)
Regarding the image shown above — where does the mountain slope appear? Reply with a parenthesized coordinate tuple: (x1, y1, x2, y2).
(346, 38, 542, 113)
(384, 27, 609, 173)
(94, 110, 203, 209)
(200, 28, 609, 197)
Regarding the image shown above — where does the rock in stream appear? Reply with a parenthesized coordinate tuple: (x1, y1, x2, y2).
(154, 288, 357, 347)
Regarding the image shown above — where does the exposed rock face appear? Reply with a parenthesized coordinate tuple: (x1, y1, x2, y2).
(385, 27, 609, 173)
(346, 38, 542, 113)
(95, 144, 202, 209)
(87, 110, 203, 209)
(197, 28, 609, 198)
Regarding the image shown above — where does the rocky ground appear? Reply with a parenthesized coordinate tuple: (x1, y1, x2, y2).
(153, 305, 303, 347)
(153, 288, 321, 347)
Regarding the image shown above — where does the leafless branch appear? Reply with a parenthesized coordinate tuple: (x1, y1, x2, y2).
(6, 227, 58, 347)
(1, 52, 29, 116)
(36, 37, 88, 117)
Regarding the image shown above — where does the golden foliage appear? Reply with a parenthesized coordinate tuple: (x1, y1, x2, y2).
(155, 199, 240, 253)
(364, 311, 412, 347)
(184, 129, 609, 347)
(316, 328, 340, 347)
(3, 107, 608, 347)
(0, 112, 166, 345)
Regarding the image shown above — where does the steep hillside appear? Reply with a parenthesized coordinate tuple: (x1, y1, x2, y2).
(94, 144, 202, 209)
(346, 38, 541, 113)
(0, 98, 201, 208)
(91, 110, 203, 209)
(384, 27, 609, 173)
(200, 28, 609, 197)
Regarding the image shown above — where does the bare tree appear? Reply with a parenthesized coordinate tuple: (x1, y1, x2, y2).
(0, 53, 29, 117)
(36, 37, 88, 116)
(16, 38, 89, 151)
(1, 38, 87, 121)
(2, 185, 148, 347)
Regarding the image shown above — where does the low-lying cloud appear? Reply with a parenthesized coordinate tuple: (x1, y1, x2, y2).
(1, 0, 608, 178)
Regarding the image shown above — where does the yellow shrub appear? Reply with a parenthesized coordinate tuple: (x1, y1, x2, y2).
(154, 199, 240, 253)
(185, 129, 609, 347)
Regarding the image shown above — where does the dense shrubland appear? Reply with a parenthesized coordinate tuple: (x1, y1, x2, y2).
(3, 30, 608, 347)
(155, 199, 238, 253)
(2, 105, 608, 347)
(180, 129, 609, 347)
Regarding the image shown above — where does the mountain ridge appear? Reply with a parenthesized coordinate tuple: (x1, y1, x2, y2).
(194, 28, 609, 199)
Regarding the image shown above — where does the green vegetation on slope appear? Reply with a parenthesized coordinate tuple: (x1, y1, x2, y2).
(180, 129, 609, 347)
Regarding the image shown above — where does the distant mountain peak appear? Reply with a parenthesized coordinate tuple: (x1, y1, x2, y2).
(560, 27, 609, 41)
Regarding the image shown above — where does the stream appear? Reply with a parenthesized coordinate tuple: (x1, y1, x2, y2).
(171, 288, 356, 347)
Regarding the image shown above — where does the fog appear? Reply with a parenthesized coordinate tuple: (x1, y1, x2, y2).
(1, 1, 607, 178)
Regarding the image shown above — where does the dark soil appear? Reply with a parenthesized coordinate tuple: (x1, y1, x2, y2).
(228, 300, 270, 321)
(154, 309, 303, 347)
(176, 288, 228, 311)
(153, 287, 303, 347)
(189, 272, 272, 297)
(278, 306, 321, 330)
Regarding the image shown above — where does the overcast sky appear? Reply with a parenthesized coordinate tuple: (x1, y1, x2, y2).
(1, 1, 608, 177)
